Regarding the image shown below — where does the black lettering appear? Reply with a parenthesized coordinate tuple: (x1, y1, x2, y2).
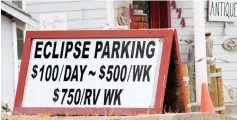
(84, 89, 92, 105)
(143, 65, 151, 82)
(64, 65, 71, 81)
(73, 41, 82, 58)
(111, 41, 120, 58)
(146, 41, 155, 58)
(234, 3, 237, 17)
(224, 2, 227, 17)
(65, 42, 73, 58)
(101, 41, 110, 58)
(130, 41, 136, 58)
(45, 65, 52, 81)
(120, 65, 127, 82)
(80, 65, 87, 81)
(82, 41, 90, 58)
(113, 65, 120, 82)
(135, 41, 146, 58)
(220, 2, 223, 16)
(121, 41, 130, 58)
(34, 41, 43, 58)
(74, 89, 81, 105)
(43, 41, 52, 59)
(230, 2, 234, 17)
(94, 41, 103, 58)
(104, 89, 114, 105)
(60, 42, 65, 58)
(71, 65, 78, 81)
(133, 65, 143, 82)
(93, 89, 101, 105)
(52, 42, 59, 58)
(210, 2, 214, 16)
(113, 89, 123, 105)
(215, 2, 219, 16)
(225, 2, 230, 18)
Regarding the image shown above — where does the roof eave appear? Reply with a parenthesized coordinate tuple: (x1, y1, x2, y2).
(1, 1, 37, 28)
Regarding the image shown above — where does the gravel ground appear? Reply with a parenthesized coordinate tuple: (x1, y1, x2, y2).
(1, 114, 122, 120)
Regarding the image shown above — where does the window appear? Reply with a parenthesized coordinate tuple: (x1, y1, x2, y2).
(12, 0, 24, 59)
(16, 28, 24, 60)
(12, 0, 22, 9)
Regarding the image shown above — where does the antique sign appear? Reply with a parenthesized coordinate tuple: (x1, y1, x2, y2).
(208, 0, 237, 22)
(14, 30, 187, 115)
(222, 38, 237, 51)
(40, 13, 67, 30)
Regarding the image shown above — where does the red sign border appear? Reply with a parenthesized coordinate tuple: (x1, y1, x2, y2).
(14, 29, 180, 115)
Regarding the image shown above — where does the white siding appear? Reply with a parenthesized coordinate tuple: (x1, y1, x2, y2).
(26, 1, 108, 30)
(26, 1, 131, 29)
(171, 1, 237, 102)
(1, 15, 15, 106)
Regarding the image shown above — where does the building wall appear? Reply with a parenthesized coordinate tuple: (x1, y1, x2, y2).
(26, 1, 237, 102)
(26, 1, 108, 30)
(1, 15, 15, 106)
(171, 1, 237, 102)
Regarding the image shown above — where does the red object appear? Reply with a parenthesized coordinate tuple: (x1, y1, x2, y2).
(150, 1, 159, 28)
(171, 1, 177, 9)
(159, 1, 171, 28)
(14, 29, 187, 115)
(129, 4, 135, 29)
(200, 83, 215, 113)
(176, 8, 182, 18)
(180, 17, 186, 27)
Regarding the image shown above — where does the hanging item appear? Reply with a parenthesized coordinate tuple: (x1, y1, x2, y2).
(132, 9, 148, 29)
(176, 8, 182, 18)
(180, 17, 186, 27)
(222, 38, 237, 51)
(117, 7, 130, 26)
(171, 1, 177, 9)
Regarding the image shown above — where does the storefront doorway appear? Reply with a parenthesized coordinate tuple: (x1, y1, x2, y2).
(131, 1, 171, 29)
(131, 1, 187, 113)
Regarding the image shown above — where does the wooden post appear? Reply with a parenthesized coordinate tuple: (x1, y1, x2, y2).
(210, 65, 219, 114)
(207, 65, 212, 97)
(188, 46, 196, 102)
(216, 68, 225, 115)
(182, 64, 191, 112)
(106, 0, 115, 26)
(194, 0, 208, 102)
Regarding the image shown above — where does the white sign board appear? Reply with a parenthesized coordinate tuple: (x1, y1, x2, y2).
(208, 0, 237, 22)
(22, 38, 163, 108)
(40, 13, 67, 30)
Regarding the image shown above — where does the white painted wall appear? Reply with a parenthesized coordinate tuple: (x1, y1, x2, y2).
(1, 15, 15, 106)
(171, 1, 237, 102)
(26, 1, 108, 30)
(26, 1, 132, 30)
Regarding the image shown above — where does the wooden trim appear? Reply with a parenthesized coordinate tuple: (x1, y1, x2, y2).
(150, 1, 159, 28)
(1, 1, 37, 27)
(149, 1, 171, 28)
(12, 22, 19, 95)
(159, 1, 171, 28)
